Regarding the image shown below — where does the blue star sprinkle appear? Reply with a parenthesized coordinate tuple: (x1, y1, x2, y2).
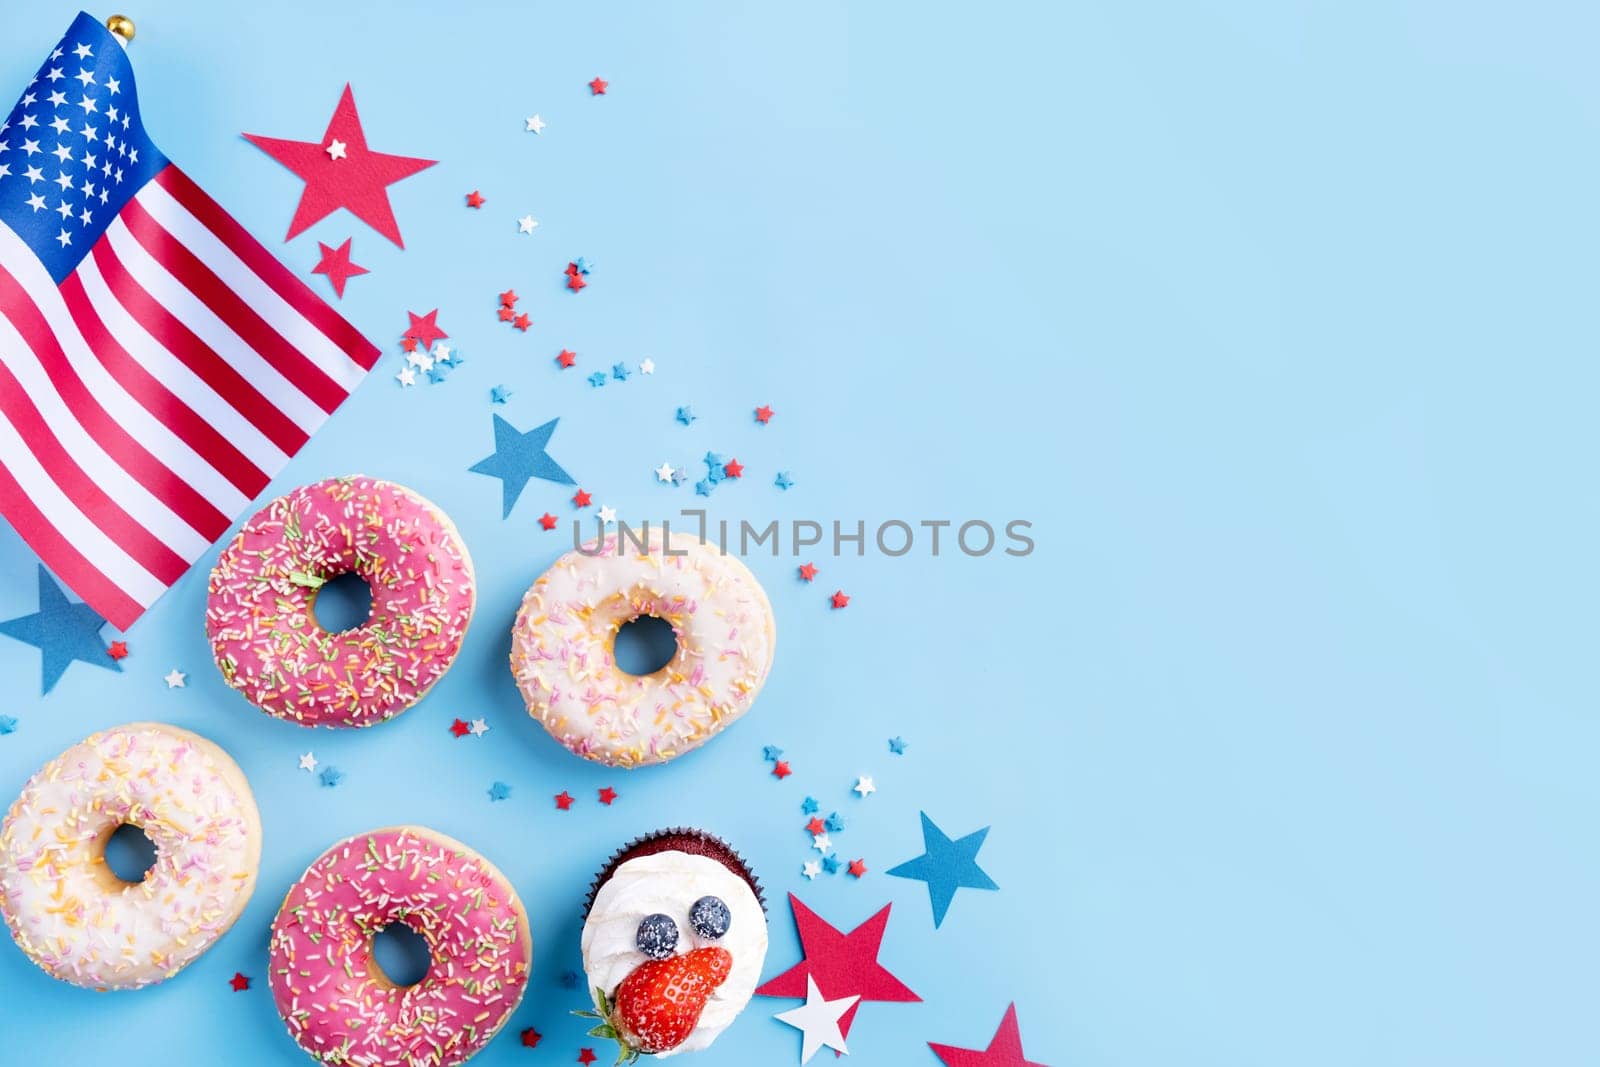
(820, 854, 842, 875)
(426, 363, 452, 384)
(588, 371, 607, 388)
(488, 781, 512, 801)
(490, 384, 513, 404)
(763, 745, 785, 761)
(319, 766, 344, 788)
(469, 415, 576, 518)
(694, 479, 714, 497)
(676, 406, 696, 425)
(704, 452, 726, 484)
(801, 796, 820, 814)
(825, 812, 845, 833)
(560, 970, 582, 990)
(612, 362, 631, 381)
(0, 565, 119, 695)
(0, 715, 17, 735)
(572, 257, 593, 275)
(775, 471, 795, 490)
(887, 811, 1000, 928)
(670, 467, 688, 486)
(889, 736, 908, 755)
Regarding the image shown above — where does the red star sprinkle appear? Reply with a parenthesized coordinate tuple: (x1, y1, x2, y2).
(311, 237, 368, 298)
(567, 273, 587, 292)
(772, 760, 792, 780)
(466, 190, 485, 209)
(565, 262, 581, 277)
(755, 405, 774, 424)
(799, 562, 818, 582)
(806, 816, 826, 835)
(500, 288, 519, 307)
(929, 1004, 1051, 1067)
(573, 489, 593, 507)
(520, 1027, 542, 1048)
(723, 459, 744, 479)
(449, 718, 470, 737)
(513, 312, 532, 332)
(404, 309, 448, 349)
(243, 84, 436, 247)
(557, 349, 577, 368)
(539, 513, 558, 531)
(848, 858, 868, 878)
(554, 790, 575, 811)
(498, 306, 516, 322)
(229, 972, 251, 992)
(400, 337, 418, 353)
(598, 786, 619, 806)
(588, 77, 609, 95)
(578, 1050, 598, 1066)
(106, 641, 128, 660)
(831, 591, 850, 609)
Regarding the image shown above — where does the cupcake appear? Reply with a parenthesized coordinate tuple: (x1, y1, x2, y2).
(577, 829, 768, 1059)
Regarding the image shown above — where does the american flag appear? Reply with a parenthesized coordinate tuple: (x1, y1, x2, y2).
(0, 13, 379, 630)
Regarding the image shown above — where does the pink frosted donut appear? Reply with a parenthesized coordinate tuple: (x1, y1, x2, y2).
(206, 476, 475, 728)
(268, 826, 532, 1066)
(510, 528, 777, 768)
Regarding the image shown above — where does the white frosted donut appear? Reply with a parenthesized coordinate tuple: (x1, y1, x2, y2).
(0, 722, 261, 990)
(510, 529, 777, 767)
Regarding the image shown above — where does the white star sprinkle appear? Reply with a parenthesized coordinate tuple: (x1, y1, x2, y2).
(395, 366, 417, 387)
(470, 718, 489, 737)
(432, 343, 452, 364)
(524, 114, 546, 134)
(802, 859, 822, 880)
(326, 138, 347, 160)
(811, 831, 832, 853)
(597, 505, 617, 524)
(853, 776, 876, 798)
(298, 752, 318, 772)
(655, 462, 676, 483)
(163, 669, 186, 688)
(774, 976, 858, 1064)
(406, 350, 434, 372)
(639, 358, 655, 374)
(517, 214, 538, 234)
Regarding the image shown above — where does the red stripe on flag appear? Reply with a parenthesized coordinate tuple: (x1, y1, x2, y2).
(118, 197, 349, 414)
(0, 354, 189, 587)
(60, 272, 270, 499)
(90, 240, 310, 457)
(0, 461, 145, 630)
(0, 263, 229, 542)
(155, 166, 380, 370)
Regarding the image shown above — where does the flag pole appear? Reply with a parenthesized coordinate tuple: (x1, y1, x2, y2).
(106, 14, 135, 44)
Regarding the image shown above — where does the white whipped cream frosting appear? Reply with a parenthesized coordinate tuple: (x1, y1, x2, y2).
(581, 850, 767, 1056)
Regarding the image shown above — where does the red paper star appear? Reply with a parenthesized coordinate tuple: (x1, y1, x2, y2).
(573, 489, 593, 507)
(557, 349, 578, 368)
(577, 1049, 597, 1065)
(598, 786, 618, 806)
(806, 816, 826, 835)
(405, 309, 448, 349)
(565, 262, 582, 277)
(929, 1004, 1050, 1067)
(567, 273, 587, 292)
(799, 562, 818, 582)
(520, 1027, 542, 1048)
(723, 459, 744, 479)
(772, 760, 792, 780)
(449, 718, 470, 737)
(498, 306, 516, 322)
(589, 77, 609, 95)
(554, 790, 575, 811)
(831, 591, 850, 609)
(756, 895, 920, 1037)
(400, 337, 418, 353)
(539, 513, 558, 531)
(848, 858, 868, 878)
(311, 237, 368, 298)
(107, 640, 128, 660)
(244, 84, 436, 247)
(466, 190, 485, 209)
(513, 312, 532, 332)
(229, 972, 251, 992)
(500, 288, 519, 307)
(755, 405, 774, 424)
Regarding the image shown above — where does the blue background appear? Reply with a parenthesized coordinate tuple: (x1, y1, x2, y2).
(1, 2, 1595, 1065)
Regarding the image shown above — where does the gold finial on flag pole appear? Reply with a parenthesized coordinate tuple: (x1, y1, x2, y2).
(106, 14, 136, 43)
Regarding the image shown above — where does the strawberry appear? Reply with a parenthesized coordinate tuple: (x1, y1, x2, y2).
(574, 947, 732, 1061)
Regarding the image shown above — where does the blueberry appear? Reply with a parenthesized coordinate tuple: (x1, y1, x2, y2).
(635, 913, 679, 960)
(689, 895, 731, 940)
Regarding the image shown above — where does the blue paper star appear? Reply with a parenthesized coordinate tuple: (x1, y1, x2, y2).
(763, 745, 784, 761)
(0, 715, 16, 735)
(560, 970, 582, 990)
(801, 796, 819, 814)
(676, 406, 696, 425)
(0, 566, 118, 695)
(488, 781, 512, 801)
(612, 362, 631, 381)
(820, 854, 841, 875)
(587, 372, 607, 388)
(694, 479, 714, 497)
(825, 811, 845, 833)
(572, 257, 593, 275)
(887, 812, 999, 928)
(427, 363, 452, 384)
(670, 467, 688, 486)
(888, 736, 908, 754)
(775, 471, 795, 490)
(319, 766, 344, 788)
(490, 384, 512, 404)
(469, 415, 576, 518)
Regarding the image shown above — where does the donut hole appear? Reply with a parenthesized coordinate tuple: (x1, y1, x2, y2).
(613, 615, 678, 676)
(371, 922, 431, 987)
(104, 823, 157, 884)
(312, 571, 374, 633)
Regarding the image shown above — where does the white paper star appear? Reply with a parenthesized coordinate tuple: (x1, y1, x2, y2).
(524, 114, 546, 134)
(774, 975, 858, 1064)
(162, 668, 186, 688)
(655, 462, 676, 483)
(853, 776, 876, 797)
(811, 831, 832, 853)
(639, 358, 655, 374)
(432, 343, 453, 364)
(598, 505, 617, 524)
(517, 214, 538, 234)
(802, 859, 821, 880)
(395, 367, 417, 387)
(406, 350, 434, 372)
(470, 718, 489, 737)
(297, 752, 318, 772)
(326, 138, 347, 160)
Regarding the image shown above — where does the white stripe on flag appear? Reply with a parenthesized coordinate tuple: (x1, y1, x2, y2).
(136, 181, 370, 391)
